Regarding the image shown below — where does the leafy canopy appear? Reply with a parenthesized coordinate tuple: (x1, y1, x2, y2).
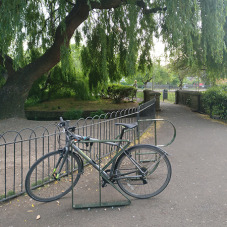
(0, 0, 226, 89)
(163, 0, 227, 80)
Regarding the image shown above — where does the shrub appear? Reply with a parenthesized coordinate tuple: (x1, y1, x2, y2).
(73, 79, 92, 100)
(107, 84, 137, 103)
(202, 85, 227, 119)
(90, 110, 105, 118)
(63, 109, 83, 120)
(27, 66, 93, 103)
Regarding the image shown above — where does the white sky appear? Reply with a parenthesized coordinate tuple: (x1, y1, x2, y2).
(151, 36, 169, 66)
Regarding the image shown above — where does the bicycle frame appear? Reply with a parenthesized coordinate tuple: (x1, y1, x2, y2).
(59, 119, 139, 182)
(71, 138, 131, 180)
(56, 118, 150, 186)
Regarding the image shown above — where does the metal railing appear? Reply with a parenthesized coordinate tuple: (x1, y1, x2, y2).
(0, 99, 156, 202)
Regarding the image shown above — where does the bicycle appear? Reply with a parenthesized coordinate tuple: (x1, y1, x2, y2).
(25, 117, 172, 202)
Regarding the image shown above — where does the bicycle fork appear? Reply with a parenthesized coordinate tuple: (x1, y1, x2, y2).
(52, 148, 70, 180)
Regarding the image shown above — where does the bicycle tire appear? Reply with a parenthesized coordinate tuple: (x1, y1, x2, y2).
(115, 144, 171, 199)
(25, 150, 82, 202)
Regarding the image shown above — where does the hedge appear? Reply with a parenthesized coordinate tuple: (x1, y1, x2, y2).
(202, 85, 227, 120)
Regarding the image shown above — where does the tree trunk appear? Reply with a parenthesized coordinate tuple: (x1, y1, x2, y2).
(0, 72, 30, 118)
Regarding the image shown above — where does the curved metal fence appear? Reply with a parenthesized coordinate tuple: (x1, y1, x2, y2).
(0, 99, 155, 202)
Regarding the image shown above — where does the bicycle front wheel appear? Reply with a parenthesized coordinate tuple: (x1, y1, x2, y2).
(25, 150, 82, 202)
(115, 144, 171, 199)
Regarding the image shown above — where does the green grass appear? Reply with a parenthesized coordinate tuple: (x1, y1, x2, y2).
(137, 91, 144, 99)
(31, 179, 44, 187)
(7, 190, 15, 197)
(137, 89, 175, 103)
(160, 91, 175, 103)
(0, 194, 5, 200)
(0, 190, 16, 200)
(31, 177, 50, 187)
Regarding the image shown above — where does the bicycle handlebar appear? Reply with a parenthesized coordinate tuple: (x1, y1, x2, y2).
(58, 117, 129, 145)
(58, 117, 92, 142)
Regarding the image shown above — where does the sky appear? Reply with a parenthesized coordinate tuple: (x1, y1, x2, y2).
(151, 36, 169, 66)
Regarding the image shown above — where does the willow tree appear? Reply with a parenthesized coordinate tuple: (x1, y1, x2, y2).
(0, 0, 226, 119)
(164, 1, 227, 82)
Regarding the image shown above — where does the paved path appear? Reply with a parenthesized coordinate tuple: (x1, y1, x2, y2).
(1, 102, 227, 227)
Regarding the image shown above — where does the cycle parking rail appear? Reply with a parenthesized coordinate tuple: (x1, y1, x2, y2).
(138, 119, 176, 147)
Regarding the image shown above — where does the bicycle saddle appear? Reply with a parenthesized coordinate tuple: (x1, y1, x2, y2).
(115, 122, 138, 129)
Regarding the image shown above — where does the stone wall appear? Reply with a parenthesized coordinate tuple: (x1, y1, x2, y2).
(143, 90, 161, 111)
(175, 90, 203, 112)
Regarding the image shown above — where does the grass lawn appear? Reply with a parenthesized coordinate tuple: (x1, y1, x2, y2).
(25, 98, 139, 112)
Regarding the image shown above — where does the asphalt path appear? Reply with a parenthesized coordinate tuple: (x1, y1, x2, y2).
(1, 102, 227, 227)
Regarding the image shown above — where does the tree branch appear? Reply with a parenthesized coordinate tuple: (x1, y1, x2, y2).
(24, 1, 90, 83)
(142, 74, 152, 85)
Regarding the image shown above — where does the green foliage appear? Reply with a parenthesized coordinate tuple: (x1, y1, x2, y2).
(107, 84, 137, 103)
(0, 0, 226, 74)
(26, 45, 92, 103)
(27, 67, 92, 102)
(74, 79, 92, 101)
(63, 109, 83, 120)
(126, 62, 172, 88)
(0, 190, 16, 200)
(6, 190, 15, 197)
(90, 110, 105, 118)
(1, 0, 227, 119)
(0, 0, 72, 67)
(165, 0, 227, 78)
(202, 85, 227, 119)
(80, 2, 157, 94)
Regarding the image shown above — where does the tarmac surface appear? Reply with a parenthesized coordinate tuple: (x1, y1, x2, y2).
(1, 102, 227, 227)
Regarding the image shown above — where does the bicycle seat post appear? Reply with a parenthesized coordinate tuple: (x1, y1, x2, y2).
(119, 127, 126, 140)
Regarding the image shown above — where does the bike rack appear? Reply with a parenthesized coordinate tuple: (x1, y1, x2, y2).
(71, 119, 176, 209)
(72, 139, 131, 209)
(137, 119, 176, 147)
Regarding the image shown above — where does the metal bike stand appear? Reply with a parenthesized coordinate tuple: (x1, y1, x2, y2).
(72, 140, 131, 209)
(137, 119, 176, 147)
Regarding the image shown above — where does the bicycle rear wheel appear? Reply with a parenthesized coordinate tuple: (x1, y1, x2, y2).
(25, 150, 82, 202)
(115, 144, 171, 199)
